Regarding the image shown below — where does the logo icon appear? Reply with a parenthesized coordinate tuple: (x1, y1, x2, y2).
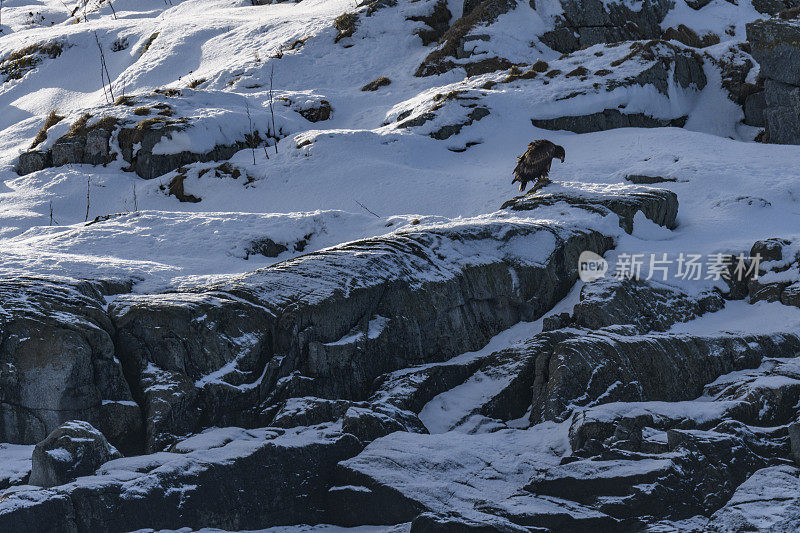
(578, 251, 608, 282)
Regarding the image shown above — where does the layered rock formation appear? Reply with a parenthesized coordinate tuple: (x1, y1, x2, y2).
(16, 91, 283, 179)
(0, 184, 701, 530)
(0, 277, 141, 454)
(747, 18, 800, 144)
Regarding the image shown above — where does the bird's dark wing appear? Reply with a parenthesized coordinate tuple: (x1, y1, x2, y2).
(513, 140, 556, 189)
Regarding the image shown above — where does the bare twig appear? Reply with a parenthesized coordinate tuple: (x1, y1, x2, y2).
(355, 200, 380, 218)
(269, 64, 277, 154)
(107, 0, 117, 19)
(133, 183, 138, 212)
(85, 178, 91, 222)
(245, 100, 257, 165)
(94, 31, 115, 103)
(49, 201, 54, 225)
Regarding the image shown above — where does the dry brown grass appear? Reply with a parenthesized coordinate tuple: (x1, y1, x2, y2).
(30, 110, 65, 148)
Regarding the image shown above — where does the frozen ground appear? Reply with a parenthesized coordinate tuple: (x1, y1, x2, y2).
(0, 0, 798, 296)
(1, 0, 799, 530)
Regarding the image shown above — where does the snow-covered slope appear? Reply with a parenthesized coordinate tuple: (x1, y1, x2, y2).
(2, 0, 800, 531)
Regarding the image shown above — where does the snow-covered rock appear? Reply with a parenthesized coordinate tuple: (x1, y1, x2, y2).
(29, 420, 121, 487)
(748, 18, 800, 144)
(0, 425, 361, 531)
(0, 277, 141, 453)
(109, 217, 612, 451)
(1, 0, 800, 529)
(707, 465, 800, 531)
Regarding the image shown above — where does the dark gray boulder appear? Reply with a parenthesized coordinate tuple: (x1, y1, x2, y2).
(572, 278, 724, 333)
(763, 79, 800, 145)
(748, 19, 800, 87)
(541, 0, 673, 53)
(752, 236, 792, 261)
(501, 183, 679, 233)
(706, 465, 800, 531)
(110, 219, 613, 451)
(342, 404, 427, 443)
(29, 421, 121, 488)
(271, 396, 354, 428)
(0, 277, 141, 454)
(0, 425, 361, 532)
(747, 19, 800, 144)
(744, 89, 767, 127)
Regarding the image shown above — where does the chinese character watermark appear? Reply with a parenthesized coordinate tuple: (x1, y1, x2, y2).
(578, 252, 761, 282)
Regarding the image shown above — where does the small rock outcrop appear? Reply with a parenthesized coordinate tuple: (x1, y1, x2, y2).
(0, 426, 361, 532)
(29, 421, 121, 487)
(501, 182, 679, 233)
(0, 277, 141, 454)
(16, 91, 276, 179)
(531, 109, 688, 134)
(414, 0, 516, 77)
(399, 40, 711, 139)
(747, 18, 800, 144)
(541, 0, 672, 54)
(110, 219, 612, 451)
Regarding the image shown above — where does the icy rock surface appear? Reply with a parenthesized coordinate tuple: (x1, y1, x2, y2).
(29, 420, 121, 487)
(1, 0, 800, 530)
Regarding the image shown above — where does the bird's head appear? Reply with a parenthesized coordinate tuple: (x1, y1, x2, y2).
(555, 145, 566, 163)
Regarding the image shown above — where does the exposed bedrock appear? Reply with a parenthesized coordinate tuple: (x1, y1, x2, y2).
(501, 183, 679, 234)
(747, 19, 800, 144)
(110, 220, 613, 451)
(0, 426, 361, 533)
(0, 277, 141, 454)
(541, 0, 673, 54)
(29, 421, 121, 488)
(706, 465, 800, 531)
(0, 186, 679, 455)
(531, 110, 688, 134)
(526, 354, 800, 524)
(328, 274, 800, 528)
(531, 330, 800, 423)
(8, 233, 800, 530)
(17, 117, 247, 180)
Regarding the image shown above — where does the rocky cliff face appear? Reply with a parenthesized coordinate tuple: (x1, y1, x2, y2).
(0, 277, 141, 454)
(747, 18, 800, 144)
(2, 0, 800, 530)
(3, 181, 800, 530)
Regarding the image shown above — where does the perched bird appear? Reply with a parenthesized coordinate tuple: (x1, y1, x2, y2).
(512, 140, 565, 192)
